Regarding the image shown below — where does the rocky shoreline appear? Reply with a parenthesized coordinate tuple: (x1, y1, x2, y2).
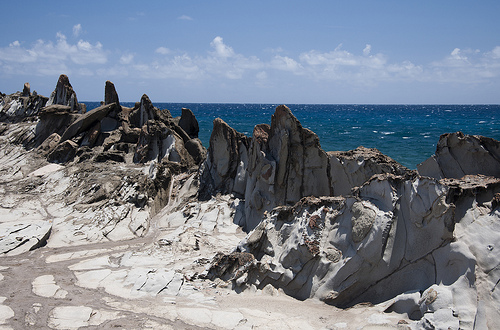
(0, 75, 499, 329)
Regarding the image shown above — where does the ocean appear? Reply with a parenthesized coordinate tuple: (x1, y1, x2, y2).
(83, 102, 500, 169)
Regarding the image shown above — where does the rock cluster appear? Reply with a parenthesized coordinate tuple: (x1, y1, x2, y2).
(0, 83, 48, 122)
(200, 105, 500, 329)
(1, 78, 499, 329)
(201, 105, 410, 231)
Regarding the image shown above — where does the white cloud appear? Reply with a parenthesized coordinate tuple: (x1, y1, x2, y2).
(119, 54, 134, 64)
(210, 36, 235, 58)
(363, 44, 371, 56)
(73, 24, 82, 37)
(178, 15, 193, 21)
(0, 32, 107, 76)
(271, 55, 303, 73)
(155, 47, 171, 55)
(1, 31, 500, 100)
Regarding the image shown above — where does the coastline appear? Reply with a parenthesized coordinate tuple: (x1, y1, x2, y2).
(0, 77, 499, 329)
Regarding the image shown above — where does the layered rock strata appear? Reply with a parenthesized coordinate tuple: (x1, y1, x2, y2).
(200, 105, 500, 329)
(0, 83, 48, 122)
(201, 105, 410, 231)
(1, 79, 500, 329)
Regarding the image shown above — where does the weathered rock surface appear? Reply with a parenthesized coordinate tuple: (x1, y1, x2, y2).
(201, 105, 411, 231)
(199, 106, 500, 329)
(46, 74, 84, 113)
(418, 131, 500, 179)
(1, 78, 500, 329)
(0, 83, 48, 122)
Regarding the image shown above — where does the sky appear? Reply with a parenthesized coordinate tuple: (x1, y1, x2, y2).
(1, 1, 499, 104)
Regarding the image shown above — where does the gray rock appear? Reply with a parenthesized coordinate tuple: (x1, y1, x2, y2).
(59, 103, 116, 143)
(418, 132, 500, 179)
(47, 140, 78, 163)
(35, 105, 77, 146)
(46, 74, 83, 113)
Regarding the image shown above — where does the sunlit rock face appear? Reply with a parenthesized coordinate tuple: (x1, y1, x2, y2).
(201, 105, 411, 231)
(2, 76, 500, 329)
(418, 131, 500, 179)
(200, 106, 500, 329)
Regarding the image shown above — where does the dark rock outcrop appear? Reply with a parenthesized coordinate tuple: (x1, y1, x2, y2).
(178, 108, 199, 139)
(46, 74, 84, 113)
(104, 80, 120, 107)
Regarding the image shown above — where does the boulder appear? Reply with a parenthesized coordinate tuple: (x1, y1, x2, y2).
(178, 108, 199, 139)
(59, 103, 116, 143)
(418, 132, 500, 179)
(47, 140, 78, 163)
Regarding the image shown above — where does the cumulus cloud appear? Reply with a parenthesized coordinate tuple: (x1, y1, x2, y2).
(429, 46, 500, 83)
(119, 54, 134, 64)
(0, 32, 107, 76)
(73, 24, 82, 37)
(210, 36, 235, 58)
(1, 31, 499, 96)
(363, 44, 371, 56)
(155, 47, 171, 55)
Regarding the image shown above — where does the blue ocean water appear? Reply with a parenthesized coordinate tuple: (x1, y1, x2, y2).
(83, 102, 500, 169)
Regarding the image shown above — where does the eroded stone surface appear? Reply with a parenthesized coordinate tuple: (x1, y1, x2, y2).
(1, 81, 500, 329)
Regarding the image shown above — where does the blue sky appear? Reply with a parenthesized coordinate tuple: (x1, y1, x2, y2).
(1, 1, 499, 104)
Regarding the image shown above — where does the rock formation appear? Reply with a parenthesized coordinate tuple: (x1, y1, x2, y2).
(200, 106, 500, 329)
(0, 79, 499, 329)
(45, 74, 85, 113)
(418, 131, 500, 179)
(0, 83, 48, 122)
(201, 105, 410, 231)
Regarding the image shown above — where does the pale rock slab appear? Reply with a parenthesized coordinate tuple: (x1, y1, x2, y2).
(32, 275, 68, 298)
(47, 306, 121, 329)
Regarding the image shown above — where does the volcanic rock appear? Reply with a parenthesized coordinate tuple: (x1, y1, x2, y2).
(418, 131, 500, 179)
(22, 82, 30, 97)
(104, 80, 120, 107)
(178, 108, 199, 139)
(0, 83, 48, 122)
(46, 74, 83, 113)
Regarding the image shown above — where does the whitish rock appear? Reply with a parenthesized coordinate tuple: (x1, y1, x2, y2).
(200, 105, 411, 231)
(32, 275, 68, 298)
(47, 306, 121, 329)
(418, 132, 500, 179)
(0, 220, 52, 256)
